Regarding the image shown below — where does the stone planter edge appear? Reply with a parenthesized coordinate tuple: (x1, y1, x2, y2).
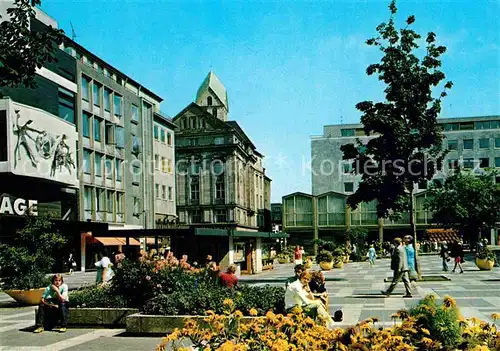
(34, 307, 139, 327)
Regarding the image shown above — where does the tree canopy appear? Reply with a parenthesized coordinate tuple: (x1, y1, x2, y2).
(341, 0, 452, 223)
(425, 171, 500, 242)
(0, 0, 64, 89)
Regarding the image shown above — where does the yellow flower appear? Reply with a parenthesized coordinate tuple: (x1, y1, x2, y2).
(223, 298, 234, 306)
(470, 346, 490, 351)
(492, 313, 500, 321)
(249, 308, 258, 316)
(420, 328, 430, 335)
(234, 310, 243, 319)
(443, 295, 457, 308)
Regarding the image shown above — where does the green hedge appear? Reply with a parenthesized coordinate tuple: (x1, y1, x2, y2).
(69, 285, 127, 308)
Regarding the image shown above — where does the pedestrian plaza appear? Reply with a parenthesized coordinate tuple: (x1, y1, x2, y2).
(0, 255, 498, 350)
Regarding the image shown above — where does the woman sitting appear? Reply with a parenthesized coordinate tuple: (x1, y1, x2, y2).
(34, 274, 69, 333)
(285, 271, 335, 328)
(309, 271, 329, 309)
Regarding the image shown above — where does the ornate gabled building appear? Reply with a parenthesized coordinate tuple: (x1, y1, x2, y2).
(173, 72, 271, 232)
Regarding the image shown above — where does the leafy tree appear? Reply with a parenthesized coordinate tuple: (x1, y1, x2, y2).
(0, 215, 66, 290)
(341, 0, 452, 243)
(425, 171, 500, 249)
(0, 0, 64, 89)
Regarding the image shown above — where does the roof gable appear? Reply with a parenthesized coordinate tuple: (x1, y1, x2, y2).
(196, 72, 228, 111)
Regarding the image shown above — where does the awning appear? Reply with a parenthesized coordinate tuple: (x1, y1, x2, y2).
(193, 228, 290, 239)
(94, 237, 141, 246)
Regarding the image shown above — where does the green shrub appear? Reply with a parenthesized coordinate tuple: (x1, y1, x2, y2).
(409, 295, 463, 349)
(143, 285, 285, 316)
(0, 216, 66, 290)
(69, 285, 127, 308)
(477, 246, 496, 261)
(316, 250, 333, 263)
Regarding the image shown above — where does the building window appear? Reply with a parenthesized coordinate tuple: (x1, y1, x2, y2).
(115, 126, 124, 148)
(162, 185, 166, 199)
(214, 137, 224, 145)
(460, 122, 474, 130)
(463, 158, 474, 169)
(343, 162, 352, 174)
(58, 88, 75, 124)
(448, 158, 458, 169)
(93, 82, 101, 107)
(106, 190, 114, 213)
(167, 159, 172, 173)
(190, 210, 201, 223)
(207, 96, 212, 106)
(133, 197, 141, 214)
(155, 183, 159, 198)
(160, 128, 165, 143)
(96, 188, 105, 212)
(475, 121, 491, 130)
(341, 129, 355, 137)
(81, 75, 90, 101)
(105, 157, 113, 179)
(495, 138, 500, 148)
(168, 186, 173, 201)
(105, 122, 115, 145)
(212, 108, 217, 117)
(479, 158, 489, 168)
(115, 159, 122, 181)
(463, 139, 473, 150)
(94, 118, 102, 142)
(113, 94, 122, 117)
(95, 153, 102, 176)
(479, 138, 489, 149)
(104, 89, 111, 111)
(132, 165, 141, 185)
(132, 136, 141, 154)
(82, 112, 90, 138)
(83, 186, 92, 210)
(447, 140, 458, 150)
(190, 176, 199, 201)
(344, 182, 354, 193)
(496, 157, 500, 168)
(443, 123, 459, 131)
(154, 125, 159, 140)
(83, 149, 91, 174)
(492, 120, 500, 129)
(116, 192, 124, 214)
(216, 174, 225, 200)
(215, 209, 227, 223)
(167, 132, 172, 146)
(155, 154, 159, 170)
(161, 157, 166, 172)
(131, 104, 139, 122)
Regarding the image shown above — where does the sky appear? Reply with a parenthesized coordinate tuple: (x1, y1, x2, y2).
(40, 0, 500, 202)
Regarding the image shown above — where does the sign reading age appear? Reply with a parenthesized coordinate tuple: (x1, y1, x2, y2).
(0, 196, 38, 216)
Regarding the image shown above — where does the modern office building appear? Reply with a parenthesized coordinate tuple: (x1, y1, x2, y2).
(171, 72, 276, 273)
(282, 116, 500, 251)
(0, 6, 173, 270)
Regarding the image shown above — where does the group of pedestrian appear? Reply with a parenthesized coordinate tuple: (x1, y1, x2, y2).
(381, 236, 418, 298)
(439, 240, 464, 273)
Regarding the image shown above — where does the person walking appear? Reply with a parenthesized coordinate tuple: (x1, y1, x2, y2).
(440, 241, 450, 272)
(381, 237, 412, 298)
(404, 236, 418, 282)
(67, 252, 76, 275)
(451, 240, 464, 274)
(367, 244, 376, 267)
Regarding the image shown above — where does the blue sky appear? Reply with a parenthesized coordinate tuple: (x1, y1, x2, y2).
(41, 0, 499, 202)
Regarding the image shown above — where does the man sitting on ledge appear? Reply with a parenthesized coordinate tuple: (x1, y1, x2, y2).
(284, 271, 335, 328)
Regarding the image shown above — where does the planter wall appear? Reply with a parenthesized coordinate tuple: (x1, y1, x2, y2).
(4, 288, 45, 305)
(34, 308, 139, 326)
(126, 314, 256, 334)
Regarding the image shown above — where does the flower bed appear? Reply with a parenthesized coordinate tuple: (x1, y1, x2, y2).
(68, 258, 285, 318)
(157, 295, 500, 351)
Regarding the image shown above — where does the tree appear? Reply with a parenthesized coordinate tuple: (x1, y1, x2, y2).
(425, 171, 500, 249)
(0, 0, 64, 89)
(0, 215, 66, 290)
(341, 0, 452, 246)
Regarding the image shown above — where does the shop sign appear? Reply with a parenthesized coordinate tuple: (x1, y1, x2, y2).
(0, 196, 38, 216)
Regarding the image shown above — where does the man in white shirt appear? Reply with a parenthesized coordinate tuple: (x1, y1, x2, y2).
(284, 272, 334, 329)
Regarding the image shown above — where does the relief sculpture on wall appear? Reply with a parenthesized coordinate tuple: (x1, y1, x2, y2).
(12, 110, 75, 176)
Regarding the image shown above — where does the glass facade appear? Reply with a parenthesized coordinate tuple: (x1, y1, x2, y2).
(113, 95, 122, 117)
(82, 113, 90, 138)
(95, 153, 102, 176)
(81, 76, 90, 100)
(104, 89, 111, 111)
(94, 118, 101, 141)
(58, 88, 75, 123)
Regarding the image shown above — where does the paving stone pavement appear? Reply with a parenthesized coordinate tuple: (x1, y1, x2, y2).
(0, 255, 498, 350)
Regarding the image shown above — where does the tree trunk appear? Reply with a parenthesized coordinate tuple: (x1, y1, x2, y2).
(409, 185, 421, 279)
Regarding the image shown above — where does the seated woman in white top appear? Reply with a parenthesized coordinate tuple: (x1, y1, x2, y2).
(284, 271, 334, 329)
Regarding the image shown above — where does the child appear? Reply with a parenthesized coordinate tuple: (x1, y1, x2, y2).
(34, 274, 69, 333)
(367, 244, 377, 267)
